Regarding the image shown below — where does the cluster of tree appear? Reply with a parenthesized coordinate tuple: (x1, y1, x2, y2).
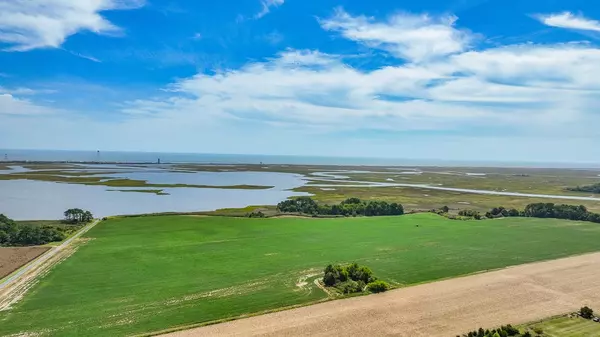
(521, 203, 600, 222)
(0, 214, 65, 246)
(277, 197, 404, 217)
(64, 208, 94, 224)
(580, 306, 595, 319)
(458, 325, 526, 337)
(246, 211, 265, 218)
(322, 263, 389, 294)
(567, 183, 600, 194)
(485, 207, 520, 219)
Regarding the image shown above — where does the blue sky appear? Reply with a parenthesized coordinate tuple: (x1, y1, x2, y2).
(1, 0, 600, 162)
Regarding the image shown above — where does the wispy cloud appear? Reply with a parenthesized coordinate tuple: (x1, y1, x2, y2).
(0, 87, 57, 96)
(65, 50, 101, 63)
(263, 31, 284, 45)
(191, 33, 203, 40)
(255, 0, 285, 19)
(536, 12, 600, 32)
(0, 0, 145, 51)
(0, 93, 57, 115)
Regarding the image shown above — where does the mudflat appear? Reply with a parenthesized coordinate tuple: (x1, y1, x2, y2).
(163, 252, 600, 337)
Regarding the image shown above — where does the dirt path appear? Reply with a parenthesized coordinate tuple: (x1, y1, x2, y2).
(0, 219, 100, 311)
(161, 252, 600, 337)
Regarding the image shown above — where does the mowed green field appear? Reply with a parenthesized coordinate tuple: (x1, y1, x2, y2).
(525, 316, 600, 336)
(3, 214, 600, 336)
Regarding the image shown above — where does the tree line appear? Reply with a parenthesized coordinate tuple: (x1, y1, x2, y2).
(0, 214, 65, 246)
(566, 183, 600, 194)
(0, 209, 94, 247)
(277, 197, 404, 217)
(459, 325, 527, 337)
(449, 203, 600, 224)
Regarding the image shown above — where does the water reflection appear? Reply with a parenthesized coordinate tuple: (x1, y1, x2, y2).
(0, 171, 308, 220)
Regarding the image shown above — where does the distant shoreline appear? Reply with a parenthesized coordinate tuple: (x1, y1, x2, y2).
(3, 148, 600, 168)
(3, 160, 600, 170)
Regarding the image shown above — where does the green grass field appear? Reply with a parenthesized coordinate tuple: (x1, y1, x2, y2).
(3, 214, 600, 336)
(524, 316, 600, 336)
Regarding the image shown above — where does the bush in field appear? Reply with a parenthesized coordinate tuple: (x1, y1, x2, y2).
(580, 306, 594, 319)
(246, 211, 265, 218)
(322, 263, 382, 294)
(458, 209, 482, 219)
(366, 280, 390, 293)
(335, 280, 365, 294)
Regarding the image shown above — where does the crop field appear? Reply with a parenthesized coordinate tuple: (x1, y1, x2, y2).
(3, 214, 600, 336)
(0, 247, 50, 279)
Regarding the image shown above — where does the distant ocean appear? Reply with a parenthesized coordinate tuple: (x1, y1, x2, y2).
(1, 149, 599, 168)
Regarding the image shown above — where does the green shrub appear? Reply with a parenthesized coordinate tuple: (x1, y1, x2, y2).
(335, 280, 364, 294)
(580, 306, 594, 319)
(366, 280, 390, 293)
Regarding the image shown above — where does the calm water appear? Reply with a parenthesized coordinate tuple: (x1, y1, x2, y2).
(3, 149, 599, 168)
(0, 167, 308, 220)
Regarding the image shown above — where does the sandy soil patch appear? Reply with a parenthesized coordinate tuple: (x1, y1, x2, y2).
(162, 252, 600, 337)
(0, 247, 50, 279)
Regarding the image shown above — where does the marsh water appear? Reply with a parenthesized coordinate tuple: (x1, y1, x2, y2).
(3, 164, 600, 220)
(0, 166, 308, 220)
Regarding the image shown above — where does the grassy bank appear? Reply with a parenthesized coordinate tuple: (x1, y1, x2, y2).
(0, 173, 272, 190)
(3, 214, 600, 336)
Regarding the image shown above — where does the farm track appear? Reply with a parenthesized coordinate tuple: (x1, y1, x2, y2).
(161, 252, 600, 337)
(0, 219, 100, 310)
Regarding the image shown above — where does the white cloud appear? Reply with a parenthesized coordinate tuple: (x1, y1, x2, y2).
(0, 94, 57, 115)
(4, 9, 600, 160)
(255, 0, 285, 19)
(0, 87, 57, 95)
(537, 12, 600, 32)
(319, 8, 472, 62)
(0, 0, 144, 51)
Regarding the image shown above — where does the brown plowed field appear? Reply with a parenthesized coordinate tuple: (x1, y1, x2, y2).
(162, 252, 600, 337)
(0, 247, 49, 279)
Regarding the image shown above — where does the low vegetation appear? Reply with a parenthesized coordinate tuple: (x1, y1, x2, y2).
(458, 325, 522, 337)
(0, 209, 93, 247)
(566, 183, 600, 194)
(1, 214, 65, 246)
(322, 263, 388, 294)
(277, 197, 404, 216)
(5, 214, 600, 336)
(580, 306, 594, 319)
(450, 203, 600, 223)
(0, 172, 273, 190)
(462, 307, 600, 337)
